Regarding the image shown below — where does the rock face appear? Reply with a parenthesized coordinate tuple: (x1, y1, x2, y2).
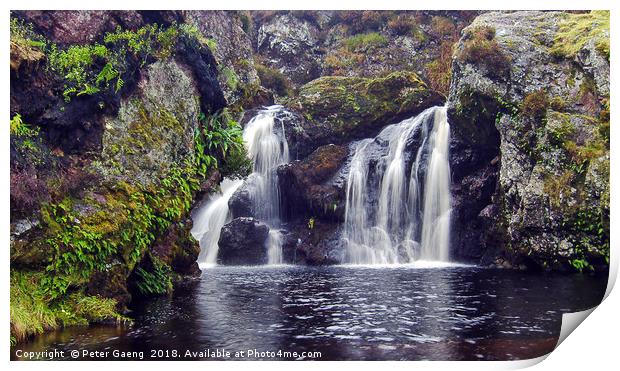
(217, 217, 270, 265)
(448, 11, 609, 270)
(14, 10, 145, 45)
(250, 11, 480, 94)
(256, 13, 323, 85)
(184, 11, 263, 108)
(281, 220, 343, 265)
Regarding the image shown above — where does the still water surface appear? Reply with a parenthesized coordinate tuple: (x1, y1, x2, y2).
(13, 264, 607, 361)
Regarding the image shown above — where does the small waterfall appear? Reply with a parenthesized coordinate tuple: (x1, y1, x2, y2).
(242, 106, 289, 264)
(342, 106, 452, 264)
(191, 178, 243, 268)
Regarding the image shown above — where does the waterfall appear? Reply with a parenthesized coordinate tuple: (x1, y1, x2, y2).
(241, 106, 290, 264)
(191, 178, 243, 268)
(342, 106, 451, 264)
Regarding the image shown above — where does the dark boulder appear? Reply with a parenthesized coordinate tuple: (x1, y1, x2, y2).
(228, 175, 257, 219)
(278, 144, 349, 222)
(281, 220, 343, 265)
(217, 217, 269, 265)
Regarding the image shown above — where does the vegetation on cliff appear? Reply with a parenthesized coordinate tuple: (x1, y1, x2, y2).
(10, 15, 248, 344)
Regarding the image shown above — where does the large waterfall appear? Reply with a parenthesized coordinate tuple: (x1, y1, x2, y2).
(342, 106, 452, 264)
(191, 178, 243, 267)
(241, 106, 290, 264)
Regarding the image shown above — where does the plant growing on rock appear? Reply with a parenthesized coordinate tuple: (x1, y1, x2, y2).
(255, 62, 292, 97)
(458, 25, 510, 78)
(343, 32, 389, 52)
(386, 15, 419, 36)
(551, 10, 609, 60)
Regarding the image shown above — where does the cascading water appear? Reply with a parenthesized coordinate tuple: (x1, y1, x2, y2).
(241, 106, 290, 264)
(342, 106, 452, 264)
(191, 178, 243, 268)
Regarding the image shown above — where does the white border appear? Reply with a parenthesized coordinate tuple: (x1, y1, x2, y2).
(3, 1, 619, 370)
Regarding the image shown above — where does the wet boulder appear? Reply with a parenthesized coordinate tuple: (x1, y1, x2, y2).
(278, 144, 349, 222)
(217, 217, 270, 265)
(281, 220, 343, 265)
(228, 175, 257, 219)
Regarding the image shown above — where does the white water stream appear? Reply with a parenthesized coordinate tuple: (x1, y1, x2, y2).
(343, 106, 452, 264)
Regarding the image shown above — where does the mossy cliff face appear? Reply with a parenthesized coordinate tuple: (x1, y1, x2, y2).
(286, 71, 443, 157)
(9, 13, 243, 343)
(447, 11, 609, 271)
(249, 11, 480, 95)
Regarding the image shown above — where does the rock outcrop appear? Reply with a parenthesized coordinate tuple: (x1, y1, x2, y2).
(447, 11, 609, 270)
(217, 217, 270, 265)
(9, 12, 237, 320)
(278, 144, 349, 222)
(286, 71, 443, 157)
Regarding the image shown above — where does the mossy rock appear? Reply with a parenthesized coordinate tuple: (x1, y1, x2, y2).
(290, 71, 443, 138)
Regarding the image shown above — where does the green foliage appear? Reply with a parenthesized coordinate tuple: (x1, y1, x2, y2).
(343, 32, 388, 51)
(48, 43, 117, 101)
(134, 258, 173, 296)
(10, 113, 39, 137)
(44, 22, 206, 102)
(551, 11, 609, 60)
(255, 63, 292, 96)
(10, 113, 46, 167)
(194, 110, 250, 179)
(10, 271, 127, 344)
(220, 66, 239, 91)
(570, 259, 591, 272)
(41, 159, 204, 300)
(459, 26, 510, 78)
(10, 17, 46, 49)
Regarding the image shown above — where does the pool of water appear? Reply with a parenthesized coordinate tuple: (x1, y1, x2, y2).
(12, 265, 607, 361)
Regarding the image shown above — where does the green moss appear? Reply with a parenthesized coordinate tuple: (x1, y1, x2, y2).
(219, 66, 239, 91)
(293, 71, 436, 134)
(551, 11, 609, 60)
(10, 271, 127, 344)
(546, 111, 576, 146)
(459, 26, 510, 78)
(521, 90, 549, 122)
(343, 32, 388, 51)
(549, 96, 567, 111)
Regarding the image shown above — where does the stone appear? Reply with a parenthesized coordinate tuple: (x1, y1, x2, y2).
(217, 217, 270, 265)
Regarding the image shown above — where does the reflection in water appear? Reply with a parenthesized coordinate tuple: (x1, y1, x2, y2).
(12, 266, 606, 361)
